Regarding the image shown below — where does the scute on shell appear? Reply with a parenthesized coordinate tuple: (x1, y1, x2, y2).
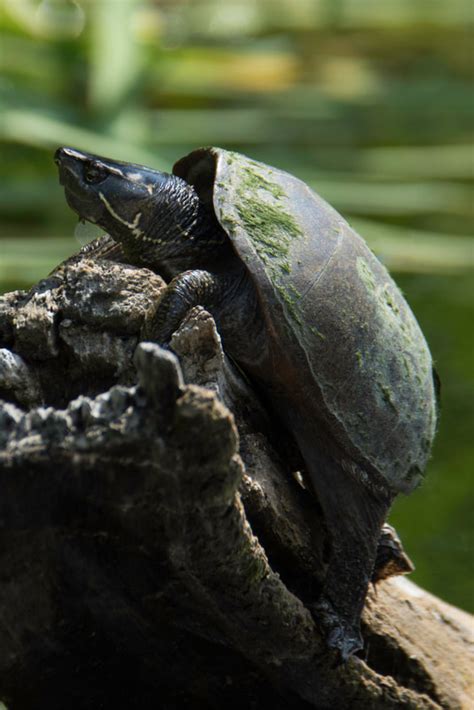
(174, 148, 437, 493)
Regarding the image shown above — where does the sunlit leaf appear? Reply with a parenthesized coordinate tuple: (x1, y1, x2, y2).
(312, 179, 472, 217)
(352, 218, 474, 273)
(1, 0, 85, 39)
(87, 0, 143, 116)
(0, 109, 165, 168)
(356, 144, 474, 180)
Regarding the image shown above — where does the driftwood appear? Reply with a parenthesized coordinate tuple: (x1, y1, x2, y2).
(0, 247, 472, 710)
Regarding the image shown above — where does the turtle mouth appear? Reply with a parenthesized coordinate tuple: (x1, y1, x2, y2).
(62, 186, 101, 224)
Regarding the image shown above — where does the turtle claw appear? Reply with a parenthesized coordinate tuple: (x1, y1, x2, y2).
(312, 597, 364, 662)
(327, 623, 363, 662)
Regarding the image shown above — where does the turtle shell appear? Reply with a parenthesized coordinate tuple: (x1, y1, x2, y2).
(173, 148, 437, 494)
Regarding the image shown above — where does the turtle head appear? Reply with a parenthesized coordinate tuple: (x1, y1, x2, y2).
(55, 146, 172, 240)
(55, 146, 226, 275)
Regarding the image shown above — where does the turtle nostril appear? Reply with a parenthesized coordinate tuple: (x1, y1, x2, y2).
(54, 147, 65, 165)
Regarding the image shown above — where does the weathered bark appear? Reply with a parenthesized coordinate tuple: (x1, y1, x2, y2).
(0, 249, 472, 710)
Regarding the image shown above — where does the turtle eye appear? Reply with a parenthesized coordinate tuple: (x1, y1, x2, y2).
(84, 161, 107, 185)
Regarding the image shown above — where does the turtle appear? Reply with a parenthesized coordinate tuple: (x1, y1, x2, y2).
(55, 146, 438, 659)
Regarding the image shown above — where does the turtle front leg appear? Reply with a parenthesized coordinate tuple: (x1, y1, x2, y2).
(143, 269, 223, 345)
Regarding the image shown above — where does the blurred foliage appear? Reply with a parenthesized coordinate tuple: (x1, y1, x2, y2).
(0, 0, 473, 611)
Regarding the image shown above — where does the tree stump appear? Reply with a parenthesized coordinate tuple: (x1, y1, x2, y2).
(0, 243, 472, 709)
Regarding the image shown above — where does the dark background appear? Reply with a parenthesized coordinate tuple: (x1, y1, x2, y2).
(1, 0, 473, 612)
